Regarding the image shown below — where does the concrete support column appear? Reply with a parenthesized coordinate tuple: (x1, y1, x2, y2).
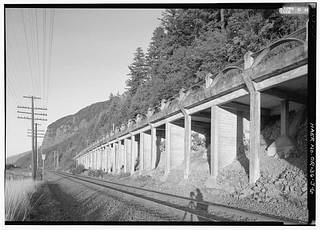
(112, 144, 116, 175)
(93, 151, 95, 170)
(92, 151, 95, 170)
(106, 145, 110, 173)
(116, 140, 121, 174)
(130, 134, 135, 175)
(124, 139, 127, 173)
(92, 151, 95, 169)
(249, 91, 261, 184)
(87, 155, 89, 169)
(281, 100, 289, 136)
(151, 125, 156, 169)
(205, 105, 219, 188)
(95, 150, 98, 170)
(101, 147, 104, 171)
(211, 105, 219, 179)
(100, 148, 103, 170)
(103, 145, 108, 172)
(165, 121, 171, 175)
(139, 133, 144, 174)
(184, 113, 191, 179)
(95, 150, 97, 170)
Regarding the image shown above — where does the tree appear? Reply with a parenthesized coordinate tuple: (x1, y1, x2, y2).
(126, 47, 148, 96)
(146, 26, 166, 76)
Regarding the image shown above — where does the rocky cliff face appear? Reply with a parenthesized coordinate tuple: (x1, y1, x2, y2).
(42, 100, 113, 169)
(12, 100, 113, 170)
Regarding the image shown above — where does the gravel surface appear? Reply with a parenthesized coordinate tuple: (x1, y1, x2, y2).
(29, 173, 186, 222)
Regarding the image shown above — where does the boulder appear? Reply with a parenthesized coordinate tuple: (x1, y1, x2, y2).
(266, 135, 295, 158)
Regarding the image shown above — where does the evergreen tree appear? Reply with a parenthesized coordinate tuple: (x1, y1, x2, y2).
(126, 47, 148, 96)
(146, 26, 166, 75)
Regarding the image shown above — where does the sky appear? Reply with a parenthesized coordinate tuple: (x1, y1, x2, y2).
(5, 8, 164, 158)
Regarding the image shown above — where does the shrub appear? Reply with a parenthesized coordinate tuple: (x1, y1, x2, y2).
(71, 164, 85, 175)
(191, 132, 205, 151)
(87, 169, 104, 178)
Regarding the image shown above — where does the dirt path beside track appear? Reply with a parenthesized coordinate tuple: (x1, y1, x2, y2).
(28, 172, 182, 222)
(29, 179, 86, 221)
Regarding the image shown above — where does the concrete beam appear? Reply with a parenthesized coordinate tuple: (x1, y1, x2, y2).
(191, 115, 211, 123)
(255, 64, 307, 91)
(263, 88, 306, 105)
(249, 91, 261, 184)
(221, 101, 270, 116)
(152, 112, 184, 129)
(187, 88, 249, 115)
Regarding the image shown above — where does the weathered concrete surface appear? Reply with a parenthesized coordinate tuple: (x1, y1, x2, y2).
(170, 123, 185, 169)
(133, 137, 139, 172)
(217, 107, 238, 169)
(125, 139, 132, 173)
(143, 133, 152, 171)
(119, 143, 125, 171)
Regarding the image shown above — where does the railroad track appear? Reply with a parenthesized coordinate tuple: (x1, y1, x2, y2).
(50, 171, 305, 224)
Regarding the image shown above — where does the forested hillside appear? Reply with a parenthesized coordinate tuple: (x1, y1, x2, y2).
(12, 8, 307, 169)
(106, 8, 307, 127)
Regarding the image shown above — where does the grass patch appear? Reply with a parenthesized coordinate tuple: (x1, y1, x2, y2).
(5, 178, 41, 221)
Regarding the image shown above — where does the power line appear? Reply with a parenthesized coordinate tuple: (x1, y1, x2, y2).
(46, 9, 55, 107)
(42, 9, 47, 107)
(17, 105, 47, 110)
(35, 9, 41, 100)
(21, 9, 36, 95)
(17, 96, 47, 180)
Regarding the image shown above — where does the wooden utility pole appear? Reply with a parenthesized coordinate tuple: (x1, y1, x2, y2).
(18, 96, 47, 180)
(28, 128, 45, 168)
(53, 150, 59, 170)
(57, 150, 59, 170)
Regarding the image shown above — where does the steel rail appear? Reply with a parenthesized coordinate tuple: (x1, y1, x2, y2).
(51, 171, 305, 224)
(52, 171, 221, 222)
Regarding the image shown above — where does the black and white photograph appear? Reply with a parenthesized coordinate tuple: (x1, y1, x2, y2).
(3, 1, 316, 227)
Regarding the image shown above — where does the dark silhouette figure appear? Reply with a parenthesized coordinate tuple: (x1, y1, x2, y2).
(183, 189, 209, 221)
(195, 188, 209, 221)
(183, 191, 196, 221)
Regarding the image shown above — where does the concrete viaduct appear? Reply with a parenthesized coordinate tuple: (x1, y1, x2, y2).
(74, 27, 308, 185)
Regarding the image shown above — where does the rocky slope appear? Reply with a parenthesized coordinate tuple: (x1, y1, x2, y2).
(12, 99, 115, 170)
